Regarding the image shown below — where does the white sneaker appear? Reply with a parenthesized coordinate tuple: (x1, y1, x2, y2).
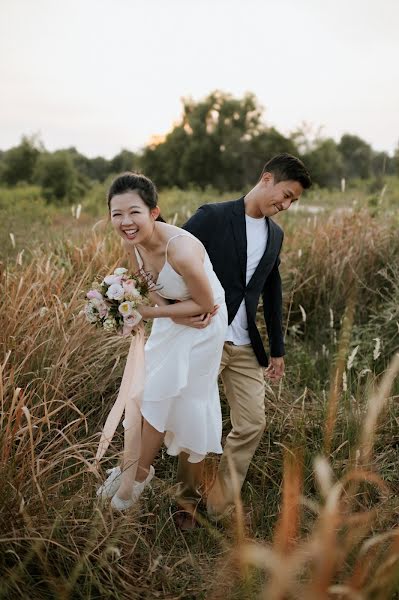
(111, 466, 155, 512)
(96, 466, 121, 499)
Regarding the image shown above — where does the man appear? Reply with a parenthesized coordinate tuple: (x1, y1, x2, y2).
(174, 153, 311, 526)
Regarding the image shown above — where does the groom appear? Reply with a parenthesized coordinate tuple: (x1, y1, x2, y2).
(175, 153, 311, 525)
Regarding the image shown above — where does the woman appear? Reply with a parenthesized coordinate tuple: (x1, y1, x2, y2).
(97, 173, 227, 511)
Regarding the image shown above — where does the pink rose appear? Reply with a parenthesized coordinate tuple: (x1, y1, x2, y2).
(122, 279, 141, 298)
(122, 310, 142, 335)
(87, 289, 103, 301)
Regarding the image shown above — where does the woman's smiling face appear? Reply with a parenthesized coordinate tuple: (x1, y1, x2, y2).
(110, 191, 157, 244)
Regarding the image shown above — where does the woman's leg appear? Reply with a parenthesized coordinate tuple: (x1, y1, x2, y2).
(135, 418, 165, 482)
(116, 418, 164, 500)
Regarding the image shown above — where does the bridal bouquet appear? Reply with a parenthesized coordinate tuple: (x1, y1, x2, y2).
(83, 267, 152, 335)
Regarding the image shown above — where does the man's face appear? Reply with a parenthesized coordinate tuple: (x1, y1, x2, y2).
(258, 173, 304, 217)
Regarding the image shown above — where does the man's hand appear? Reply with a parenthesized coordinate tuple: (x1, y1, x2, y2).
(264, 356, 285, 382)
(172, 304, 220, 328)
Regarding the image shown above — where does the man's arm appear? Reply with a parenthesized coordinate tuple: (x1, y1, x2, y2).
(262, 255, 285, 380)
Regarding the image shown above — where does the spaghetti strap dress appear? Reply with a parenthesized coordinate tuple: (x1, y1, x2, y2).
(135, 232, 227, 463)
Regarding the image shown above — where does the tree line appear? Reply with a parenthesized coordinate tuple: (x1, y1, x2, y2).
(1, 91, 398, 203)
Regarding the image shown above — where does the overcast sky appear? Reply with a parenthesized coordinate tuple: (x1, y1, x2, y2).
(1, 0, 398, 158)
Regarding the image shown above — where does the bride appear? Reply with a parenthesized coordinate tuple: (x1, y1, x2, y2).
(97, 172, 227, 511)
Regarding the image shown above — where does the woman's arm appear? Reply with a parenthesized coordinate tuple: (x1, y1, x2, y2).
(148, 289, 170, 307)
(137, 238, 214, 320)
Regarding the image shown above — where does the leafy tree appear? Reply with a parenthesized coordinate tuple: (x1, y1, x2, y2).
(1, 135, 43, 185)
(142, 128, 190, 187)
(142, 90, 268, 189)
(302, 138, 343, 188)
(109, 149, 137, 174)
(34, 151, 81, 203)
(370, 151, 397, 178)
(58, 148, 137, 184)
(59, 147, 110, 183)
(338, 134, 372, 179)
(87, 156, 111, 181)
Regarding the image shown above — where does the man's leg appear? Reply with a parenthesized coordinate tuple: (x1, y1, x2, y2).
(207, 344, 265, 517)
(175, 452, 204, 510)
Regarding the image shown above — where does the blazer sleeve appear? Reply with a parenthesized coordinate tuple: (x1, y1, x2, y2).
(262, 253, 285, 358)
(182, 204, 214, 249)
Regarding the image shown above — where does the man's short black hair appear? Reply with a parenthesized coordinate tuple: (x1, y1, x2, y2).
(261, 153, 312, 189)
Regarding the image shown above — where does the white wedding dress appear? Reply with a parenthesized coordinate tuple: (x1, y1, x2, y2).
(135, 233, 227, 463)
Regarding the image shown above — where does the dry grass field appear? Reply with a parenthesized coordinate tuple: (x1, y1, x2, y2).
(1, 182, 398, 599)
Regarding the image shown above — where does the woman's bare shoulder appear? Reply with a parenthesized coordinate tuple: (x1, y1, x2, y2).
(167, 232, 204, 266)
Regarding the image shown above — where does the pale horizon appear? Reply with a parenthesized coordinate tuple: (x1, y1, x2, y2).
(1, 0, 398, 159)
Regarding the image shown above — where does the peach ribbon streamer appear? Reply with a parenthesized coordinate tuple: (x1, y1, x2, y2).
(95, 326, 145, 489)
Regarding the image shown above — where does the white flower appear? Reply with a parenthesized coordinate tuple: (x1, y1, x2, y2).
(39, 307, 49, 318)
(118, 301, 133, 317)
(114, 267, 128, 276)
(103, 274, 123, 286)
(103, 317, 117, 332)
(84, 303, 100, 324)
(106, 283, 125, 301)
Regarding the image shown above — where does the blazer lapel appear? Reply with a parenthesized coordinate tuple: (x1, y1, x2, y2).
(230, 198, 247, 283)
(247, 218, 277, 288)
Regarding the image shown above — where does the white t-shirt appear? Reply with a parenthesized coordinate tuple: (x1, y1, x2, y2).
(226, 214, 268, 345)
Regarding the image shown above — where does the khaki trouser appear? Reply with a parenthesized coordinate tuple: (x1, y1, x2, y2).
(176, 342, 265, 514)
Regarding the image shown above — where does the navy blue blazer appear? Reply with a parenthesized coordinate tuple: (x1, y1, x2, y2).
(183, 197, 285, 367)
